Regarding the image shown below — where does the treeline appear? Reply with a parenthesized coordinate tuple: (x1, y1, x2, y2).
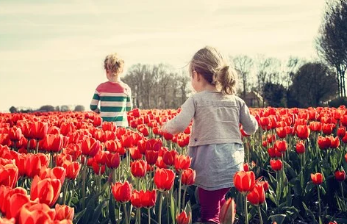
(9, 105, 86, 113)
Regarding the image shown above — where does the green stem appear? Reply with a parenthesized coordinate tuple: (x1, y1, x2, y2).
(62, 180, 69, 205)
(148, 208, 151, 224)
(137, 208, 141, 224)
(122, 203, 129, 224)
(158, 192, 163, 224)
(178, 172, 182, 213)
(318, 185, 321, 220)
(258, 205, 263, 224)
(244, 194, 248, 224)
(182, 186, 187, 210)
(81, 162, 87, 209)
(341, 182, 344, 201)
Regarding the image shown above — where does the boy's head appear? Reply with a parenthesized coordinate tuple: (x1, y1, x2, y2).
(104, 53, 124, 75)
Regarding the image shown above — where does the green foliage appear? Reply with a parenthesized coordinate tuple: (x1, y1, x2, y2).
(263, 82, 287, 107)
(328, 97, 347, 107)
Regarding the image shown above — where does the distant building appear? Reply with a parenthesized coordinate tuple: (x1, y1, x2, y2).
(241, 91, 266, 108)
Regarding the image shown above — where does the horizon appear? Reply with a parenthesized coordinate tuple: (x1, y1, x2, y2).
(0, 0, 326, 112)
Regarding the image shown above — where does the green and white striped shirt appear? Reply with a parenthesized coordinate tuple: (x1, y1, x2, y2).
(90, 81, 132, 127)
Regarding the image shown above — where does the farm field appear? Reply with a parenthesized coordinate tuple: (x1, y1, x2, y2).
(1, 107, 347, 224)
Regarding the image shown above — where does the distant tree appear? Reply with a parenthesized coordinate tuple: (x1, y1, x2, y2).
(55, 106, 60, 111)
(254, 56, 281, 106)
(263, 82, 287, 107)
(231, 55, 253, 98)
(61, 105, 71, 112)
(74, 105, 85, 112)
(283, 56, 304, 89)
(123, 63, 190, 109)
(39, 105, 55, 112)
(316, 0, 347, 97)
(288, 62, 338, 107)
(9, 106, 18, 113)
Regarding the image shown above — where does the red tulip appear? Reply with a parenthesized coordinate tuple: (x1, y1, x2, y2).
(322, 123, 335, 135)
(129, 147, 142, 160)
(295, 141, 305, 154)
(311, 173, 323, 185)
(247, 183, 266, 205)
(270, 159, 282, 171)
(29, 122, 48, 140)
(8, 126, 23, 142)
(155, 156, 168, 169)
(329, 136, 340, 148)
(102, 121, 116, 132)
(62, 161, 81, 180)
(181, 168, 196, 186)
(337, 127, 346, 138)
(130, 160, 147, 178)
(0, 164, 18, 188)
(41, 134, 64, 152)
(5, 191, 30, 219)
(55, 204, 74, 221)
(130, 189, 156, 208)
(309, 121, 322, 132)
(0, 217, 15, 224)
(219, 197, 236, 224)
(105, 140, 124, 154)
(30, 175, 62, 207)
(335, 170, 346, 182)
(275, 127, 287, 138)
(39, 167, 66, 185)
(18, 202, 55, 224)
(318, 136, 330, 150)
(145, 150, 159, 165)
(60, 122, 75, 136)
(105, 152, 120, 169)
(233, 171, 255, 193)
(81, 137, 102, 157)
(176, 211, 190, 224)
(112, 181, 132, 203)
(274, 140, 287, 152)
(162, 150, 177, 166)
(296, 125, 310, 139)
(154, 168, 175, 191)
(174, 155, 191, 172)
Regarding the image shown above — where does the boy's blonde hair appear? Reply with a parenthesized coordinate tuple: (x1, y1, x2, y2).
(189, 46, 237, 95)
(104, 53, 124, 75)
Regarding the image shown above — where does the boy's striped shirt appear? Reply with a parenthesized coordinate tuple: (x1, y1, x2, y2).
(90, 81, 132, 127)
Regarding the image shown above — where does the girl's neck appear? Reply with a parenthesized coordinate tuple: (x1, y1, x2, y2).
(199, 83, 218, 92)
(107, 73, 121, 83)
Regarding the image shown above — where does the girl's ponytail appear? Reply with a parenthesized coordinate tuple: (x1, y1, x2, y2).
(216, 65, 237, 95)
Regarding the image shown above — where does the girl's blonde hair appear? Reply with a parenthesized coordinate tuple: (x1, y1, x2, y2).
(189, 46, 237, 95)
(104, 53, 124, 75)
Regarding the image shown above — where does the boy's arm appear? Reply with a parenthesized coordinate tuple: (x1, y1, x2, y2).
(90, 90, 100, 112)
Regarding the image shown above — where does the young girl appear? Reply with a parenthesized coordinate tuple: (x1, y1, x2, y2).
(161, 46, 258, 224)
(90, 53, 133, 127)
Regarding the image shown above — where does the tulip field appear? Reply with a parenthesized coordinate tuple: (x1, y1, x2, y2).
(1, 107, 347, 224)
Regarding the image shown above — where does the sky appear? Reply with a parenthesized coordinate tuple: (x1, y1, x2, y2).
(0, 0, 326, 112)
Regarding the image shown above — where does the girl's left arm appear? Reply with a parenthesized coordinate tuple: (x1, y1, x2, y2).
(161, 97, 195, 135)
(126, 88, 133, 111)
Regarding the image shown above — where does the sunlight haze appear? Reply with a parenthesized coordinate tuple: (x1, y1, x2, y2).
(0, 0, 326, 112)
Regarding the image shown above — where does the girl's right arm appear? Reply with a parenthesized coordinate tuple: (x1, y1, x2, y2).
(161, 97, 195, 135)
(239, 102, 258, 135)
(90, 90, 100, 112)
